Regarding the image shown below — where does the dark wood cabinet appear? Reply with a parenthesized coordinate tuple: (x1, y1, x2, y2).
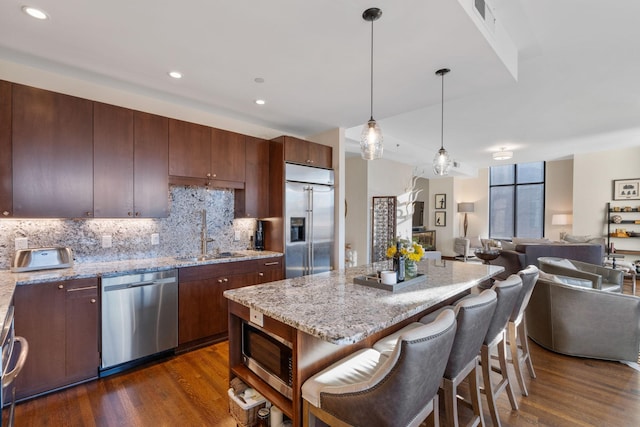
(210, 128, 246, 183)
(281, 135, 332, 169)
(94, 105, 168, 218)
(0, 80, 11, 217)
(235, 136, 269, 218)
(178, 257, 284, 350)
(133, 111, 169, 217)
(169, 124, 245, 189)
(168, 119, 211, 180)
(93, 102, 134, 217)
(11, 83, 94, 218)
(13, 278, 99, 400)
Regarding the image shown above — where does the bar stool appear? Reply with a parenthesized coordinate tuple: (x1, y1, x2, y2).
(418, 289, 497, 427)
(507, 265, 540, 396)
(301, 310, 457, 427)
(481, 275, 522, 427)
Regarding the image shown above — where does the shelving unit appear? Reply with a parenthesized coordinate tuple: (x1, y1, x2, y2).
(606, 202, 640, 255)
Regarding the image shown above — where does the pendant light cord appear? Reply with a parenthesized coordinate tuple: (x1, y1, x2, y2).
(369, 18, 374, 121)
(440, 71, 444, 150)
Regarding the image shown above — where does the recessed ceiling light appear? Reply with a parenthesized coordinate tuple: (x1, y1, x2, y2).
(254, 77, 265, 83)
(168, 71, 182, 79)
(22, 6, 48, 20)
(255, 99, 266, 105)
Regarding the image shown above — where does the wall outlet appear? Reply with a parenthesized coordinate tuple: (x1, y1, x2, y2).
(101, 235, 112, 249)
(15, 237, 28, 250)
(151, 233, 160, 245)
(234, 230, 241, 241)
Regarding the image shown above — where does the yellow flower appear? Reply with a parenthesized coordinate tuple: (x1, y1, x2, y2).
(387, 240, 424, 262)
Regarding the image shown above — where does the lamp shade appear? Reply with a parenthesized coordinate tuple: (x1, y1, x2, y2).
(492, 149, 513, 160)
(551, 214, 573, 226)
(457, 202, 475, 213)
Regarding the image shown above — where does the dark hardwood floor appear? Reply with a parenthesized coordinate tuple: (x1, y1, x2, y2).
(12, 280, 640, 426)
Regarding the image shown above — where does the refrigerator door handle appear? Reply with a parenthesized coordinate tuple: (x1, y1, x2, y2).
(308, 186, 314, 274)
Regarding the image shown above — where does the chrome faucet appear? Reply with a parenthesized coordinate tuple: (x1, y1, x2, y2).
(200, 209, 214, 255)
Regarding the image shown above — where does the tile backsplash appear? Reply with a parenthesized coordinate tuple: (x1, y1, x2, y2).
(0, 186, 258, 269)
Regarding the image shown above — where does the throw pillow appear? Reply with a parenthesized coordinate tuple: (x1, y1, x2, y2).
(512, 237, 551, 245)
(547, 258, 577, 270)
(500, 240, 517, 251)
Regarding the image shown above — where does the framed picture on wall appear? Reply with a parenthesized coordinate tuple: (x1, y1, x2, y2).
(435, 193, 446, 210)
(435, 211, 446, 227)
(613, 178, 640, 200)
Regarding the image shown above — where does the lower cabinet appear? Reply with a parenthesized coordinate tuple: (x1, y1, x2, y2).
(13, 278, 99, 400)
(178, 257, 283, 350)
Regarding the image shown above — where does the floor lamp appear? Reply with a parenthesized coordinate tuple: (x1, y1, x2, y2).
(458, 202, 475, 238)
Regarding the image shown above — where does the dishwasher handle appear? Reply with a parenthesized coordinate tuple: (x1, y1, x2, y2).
(103, 276, 177, 292)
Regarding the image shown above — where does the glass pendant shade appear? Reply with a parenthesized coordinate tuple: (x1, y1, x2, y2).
(433, 147, 452, 176)
(360, 118, 383, 160)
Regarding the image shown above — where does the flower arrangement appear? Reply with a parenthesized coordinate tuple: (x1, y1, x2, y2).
(386, 239, 424, 262)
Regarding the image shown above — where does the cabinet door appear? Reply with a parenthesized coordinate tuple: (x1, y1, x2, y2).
(65, 279, 99, 384)
(0, 80, 11, 217)
(12, 83, 94, 218)
(179, 275, 228, 345)
(14, 281, 66, 399)
(307, 141, 332, 169)
(283, 136, 309, 165)
(235, 136, 269, 218)
(93, 102, 135, 217)
(256, 258, 284, 283)
(283, 136, 332, 168)
(133, 111, 169, 217)
(210, 128, 245, 182)
(168, 119, 211, 179)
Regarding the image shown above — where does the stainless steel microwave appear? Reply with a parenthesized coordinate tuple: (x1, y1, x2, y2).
(241, 321, 293, 399)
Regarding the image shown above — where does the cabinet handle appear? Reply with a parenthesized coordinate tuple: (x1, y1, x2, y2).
(218, 279, 223, 283)
(66, 286, 98, 293)
(58, 284, 64, 289)
(135, 212, 141, 217)
(212, 173, 217, 178)
(207, 173, 211, 178)
(258, 272, 264, 277)
(223, 278, 228, 282)
(2, 211, 9, 216)
(264, 262, 279, 266)
(218, 278, 229, 283)
(90, 298, 96, 304)
(128, 212, 133, 217)
(86, 212, 93, 217)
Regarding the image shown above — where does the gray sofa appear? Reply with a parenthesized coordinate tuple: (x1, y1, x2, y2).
(526, 277, 640, 362)
(488, 242, 604, 280)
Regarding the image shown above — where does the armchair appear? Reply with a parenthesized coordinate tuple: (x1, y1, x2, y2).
(453, 236, 482, 261)
(526, 276, 640, 362)
(538, 257, 623, 292)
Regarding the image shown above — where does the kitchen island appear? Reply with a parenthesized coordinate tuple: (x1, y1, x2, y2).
(224, 259, 504, 425)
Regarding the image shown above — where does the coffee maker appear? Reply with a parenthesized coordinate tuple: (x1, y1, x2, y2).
(254, 220, 265, 251)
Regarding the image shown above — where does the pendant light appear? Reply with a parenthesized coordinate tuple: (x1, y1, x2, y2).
(360, 7, 383, 160)
(433, 68, 452, 175)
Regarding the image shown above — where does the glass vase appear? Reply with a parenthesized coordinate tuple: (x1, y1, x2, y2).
(405, 260, 418, 279)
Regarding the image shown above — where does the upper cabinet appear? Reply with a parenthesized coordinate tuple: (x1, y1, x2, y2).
(94, 103, 169, 218)
(281, 135, 332, 169)
(12, 83, 94, 218)
(235, 136, 269, 218)
(169, 121, 245, 188)
(0, 81, 11, 217)
(132, 111, 169, 217)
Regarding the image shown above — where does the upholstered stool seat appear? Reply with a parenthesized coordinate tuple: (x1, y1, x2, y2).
(418, 290, 498, 427)
(302, 310, 457, 427)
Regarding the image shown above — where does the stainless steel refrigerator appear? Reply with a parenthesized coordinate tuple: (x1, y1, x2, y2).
(285, 163, 334, 278)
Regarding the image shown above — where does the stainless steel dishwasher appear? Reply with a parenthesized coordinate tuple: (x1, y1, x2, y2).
(100, 269, 178, 375)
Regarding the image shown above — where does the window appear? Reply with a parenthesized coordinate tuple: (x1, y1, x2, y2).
(489, 162, 545, 239)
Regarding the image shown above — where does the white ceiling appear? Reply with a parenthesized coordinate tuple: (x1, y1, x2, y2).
(1, 0, 639, 177)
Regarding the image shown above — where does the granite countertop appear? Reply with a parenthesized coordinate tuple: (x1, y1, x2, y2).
(0, 250, 282, 327)
(224, 259, 503, 345)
